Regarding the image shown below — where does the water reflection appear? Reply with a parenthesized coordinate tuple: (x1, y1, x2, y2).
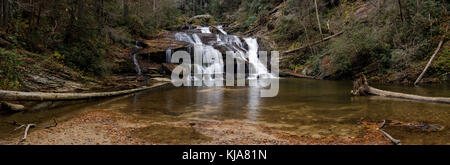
(247, 86, 260, 121)
(1, 79, 449, 144)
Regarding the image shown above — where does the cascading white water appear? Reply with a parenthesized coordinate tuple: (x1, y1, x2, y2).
(216, 25, 227, 35)
(202, 45, 224, 80)
(133, 41, 142, 76)
(197, 27, 211, 34)
(192, 34, 203, 44)
(175, 33, 194, 44)
(244, 38, 274, 79)
(174, 26, 273, 82)
(166, 48, 172, 64)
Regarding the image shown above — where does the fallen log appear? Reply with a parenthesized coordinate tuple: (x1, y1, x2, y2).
(283, 31, 344, 54)
(188, 14, 212, 23)
(351, 74, 450, 104)
(0, 82, 170, 101)
(281, 72, 318, 79)
(414, 27, 447, 86)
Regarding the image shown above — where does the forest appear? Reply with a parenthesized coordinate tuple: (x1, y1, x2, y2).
(0, 0, 448, 90)
(0, 0, 449, 146)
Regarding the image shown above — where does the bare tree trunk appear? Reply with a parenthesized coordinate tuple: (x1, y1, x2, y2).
(1, 0, 4, 26)
(314, 0, 323, 41)
(284, 31, 344, 54)
(398, 0, 404, 22)
(124, 0, 129, 18)
(301, 21, 313, 53)
(352, 74, 450, 104)
(153, 0, 156, 14)
(414, 28, 447, 85)
(2, 0, 10, 27)
(416, 0, 421, 14)
(77, 0, 84, 18)
(0, 83, 170, 101)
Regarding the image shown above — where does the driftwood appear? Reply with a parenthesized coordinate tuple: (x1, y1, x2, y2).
(0, 82, 169, 101)
(269, 2, 285, 15)
(14, 119, 58, 144)
(352, 74, 450, 104)
(188, 14, 212, 23)
(414, 27, 447, 85)
(376, 120, 401, 145)
(1, 101, 25, 112)
(17, 124, 35, 144)
(281, 72, 318, 79)
(283, 31, 344, 54)
(362, 119, 444, 145)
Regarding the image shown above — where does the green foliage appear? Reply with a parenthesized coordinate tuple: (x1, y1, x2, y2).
(298, 0, 448, 80)
(273, 15, 303, 42)
(209, 0, 223, 19)
(429, 46, 450, 80)
(325, 24, 393, 78)
(124, 15, 147, 36)
(239, 15, 257, 31)
(0, 48, 23, 90)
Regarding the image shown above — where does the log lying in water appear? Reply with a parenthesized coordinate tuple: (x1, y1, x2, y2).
(351, 74, 450, 104)
(0, 82, 170, 101)
(1, 101, 25, 112)
(280, 72, 318, 79)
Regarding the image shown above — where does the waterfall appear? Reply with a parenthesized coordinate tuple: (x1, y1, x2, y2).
(197, 27, 211, 34)
(216, 25, 228, 35)
(202, 45, 224, 80)
(133, 41, 142, 76)
(192, 34, 203, 44)
(175, 33, 195, 44)
(166, 48, 172, 64)
(174, 26, 274, 82)
(244, 38, 274, 79)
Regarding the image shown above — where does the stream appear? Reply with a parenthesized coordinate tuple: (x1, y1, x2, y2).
(0, 26, 449, 145)
(0, 79, 449, 145)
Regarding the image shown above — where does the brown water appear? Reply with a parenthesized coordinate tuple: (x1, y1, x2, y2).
(1, 78, 449, 144)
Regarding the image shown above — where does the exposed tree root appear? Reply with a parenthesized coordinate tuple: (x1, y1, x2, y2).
(351, 74, 450, 104)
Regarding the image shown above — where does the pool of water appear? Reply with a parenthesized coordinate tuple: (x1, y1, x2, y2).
(1, 78, 449, 144)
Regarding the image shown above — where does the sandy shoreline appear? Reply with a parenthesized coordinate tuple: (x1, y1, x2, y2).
(0, 109, 391, 145)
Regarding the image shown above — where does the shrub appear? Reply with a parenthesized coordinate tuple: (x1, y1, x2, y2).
(273, 15, 303, 42)
(0, 48, 23, 89)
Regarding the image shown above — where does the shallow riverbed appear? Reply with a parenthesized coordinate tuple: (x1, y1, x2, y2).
(1, 78, 449, 145)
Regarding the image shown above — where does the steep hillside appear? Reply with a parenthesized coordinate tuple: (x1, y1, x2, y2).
(226, 0, 449, 84)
